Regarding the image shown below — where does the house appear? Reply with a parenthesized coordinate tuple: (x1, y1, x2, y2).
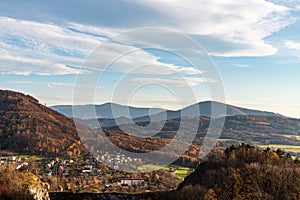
(119, 178, 144, 186)
(7, 156, 16, 162)
(82, 165, 93, 173)
(113, 164, 119, 170)
(16, 162, 28, 170)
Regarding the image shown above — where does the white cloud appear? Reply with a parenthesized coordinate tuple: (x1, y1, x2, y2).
(68, 23, 122, 39)
(82, 41, 205, 75)
(280, 40, 300, 58)
(0, 0, 298, 76)
(234, 64, 251, 68)
(9, 81, 103, 90)
(0, 17, 203, 76)
(134, 0, 296, 56)
(0, 17, 101, 75)
(283, 40, 300, 50)
(267, 0, 300, 9)
(126, 76, 215, 87)
(0, 17, 101, 54)
(10, 80, 75, 87)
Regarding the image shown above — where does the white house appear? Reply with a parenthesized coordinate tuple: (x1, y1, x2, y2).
(82, 165, 93, 173)
(119, 178, 144, 186)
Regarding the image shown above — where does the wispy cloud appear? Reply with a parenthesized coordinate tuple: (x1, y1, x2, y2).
(0, 17, 101, 75)
(9, 80, 75, 87)
(234, 64, 251, 68)
(0, 0, 297, 78)
(9, 80, 104, 90)
(0, 17, 205, 76)
(134, 0, 296, 57)
(283, 40, 300, 50)
(80, 40, 205, 76)
(125, 77, 215, 87)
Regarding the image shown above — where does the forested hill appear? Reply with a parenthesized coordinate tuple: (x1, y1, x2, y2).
(0, 89, 92, 156)
(153, 144, 300, 200)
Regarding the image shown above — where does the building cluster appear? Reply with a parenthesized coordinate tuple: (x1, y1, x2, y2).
(0, 154, 182, 193)
(0, 156, 29, 170)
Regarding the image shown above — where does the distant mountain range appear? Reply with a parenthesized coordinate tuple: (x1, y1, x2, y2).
(50, 103, 165, 119)
(51, 102, 281, 120)
(133, 101, 282, 121)
(51, 101, 282, 128)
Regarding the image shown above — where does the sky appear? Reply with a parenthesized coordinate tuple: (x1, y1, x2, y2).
(0, 0, 300, 118)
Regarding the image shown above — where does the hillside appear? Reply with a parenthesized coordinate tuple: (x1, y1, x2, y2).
(101, 130, 200, 167)
(105, 115, 300, 154)
(152, 144, 300, 200)
(0, 90, 198, 166)
(0, 90, 93, 156)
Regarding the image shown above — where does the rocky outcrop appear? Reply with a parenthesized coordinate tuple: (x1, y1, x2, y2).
(0, 165, 50, 200)
(27, 175, 50, 200)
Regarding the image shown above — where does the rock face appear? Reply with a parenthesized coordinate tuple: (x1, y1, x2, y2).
(0, 165, 50, 200)
(0, 89, 93, 156)
(27, 175, 50, 200)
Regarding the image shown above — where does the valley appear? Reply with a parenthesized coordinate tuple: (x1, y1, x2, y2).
(1, 89, 300, 199)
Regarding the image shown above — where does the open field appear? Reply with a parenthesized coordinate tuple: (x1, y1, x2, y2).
(218, 138, 246, 143)
(0, 154, 45, 161)
(138, 164, 164, 172)
(137, 164, 194, 180)
(278, 134, 300, 140)
(18, 155, 45, 161)
(259, 144, 300, 153)
(173, 166, 194, 180)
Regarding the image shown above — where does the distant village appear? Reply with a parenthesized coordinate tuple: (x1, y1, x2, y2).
(0, 153, 185, 193)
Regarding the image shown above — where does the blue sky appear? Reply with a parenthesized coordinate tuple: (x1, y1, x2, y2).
(0, 0, 300, 118)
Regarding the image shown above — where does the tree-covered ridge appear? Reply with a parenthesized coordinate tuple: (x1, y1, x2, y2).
(0, 89, 92, 156)
(153, 144, 300, 200)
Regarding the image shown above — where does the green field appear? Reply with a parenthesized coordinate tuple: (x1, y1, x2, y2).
(0, 154, 45, 161)
(259, 144, 300, 153)
(138, 164, 164, 172)
(18, 155, 45, 161)
(280, 134, 300, 140)
(172, 166, 194, 180)
(137, 164, 194, 180)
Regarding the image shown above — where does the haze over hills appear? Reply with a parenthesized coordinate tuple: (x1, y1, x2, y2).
(52, 101, 282, 129)
(52, 101, 281, 120)
(133, 101, 282, 122)
(51, 103, 165, 119)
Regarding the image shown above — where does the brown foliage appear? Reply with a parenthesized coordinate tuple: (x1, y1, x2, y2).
(0, 89, 93, 157)
(0, 165, 33, 200)
(104, 130, 200, 167)
(151, 145, 300, 200)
